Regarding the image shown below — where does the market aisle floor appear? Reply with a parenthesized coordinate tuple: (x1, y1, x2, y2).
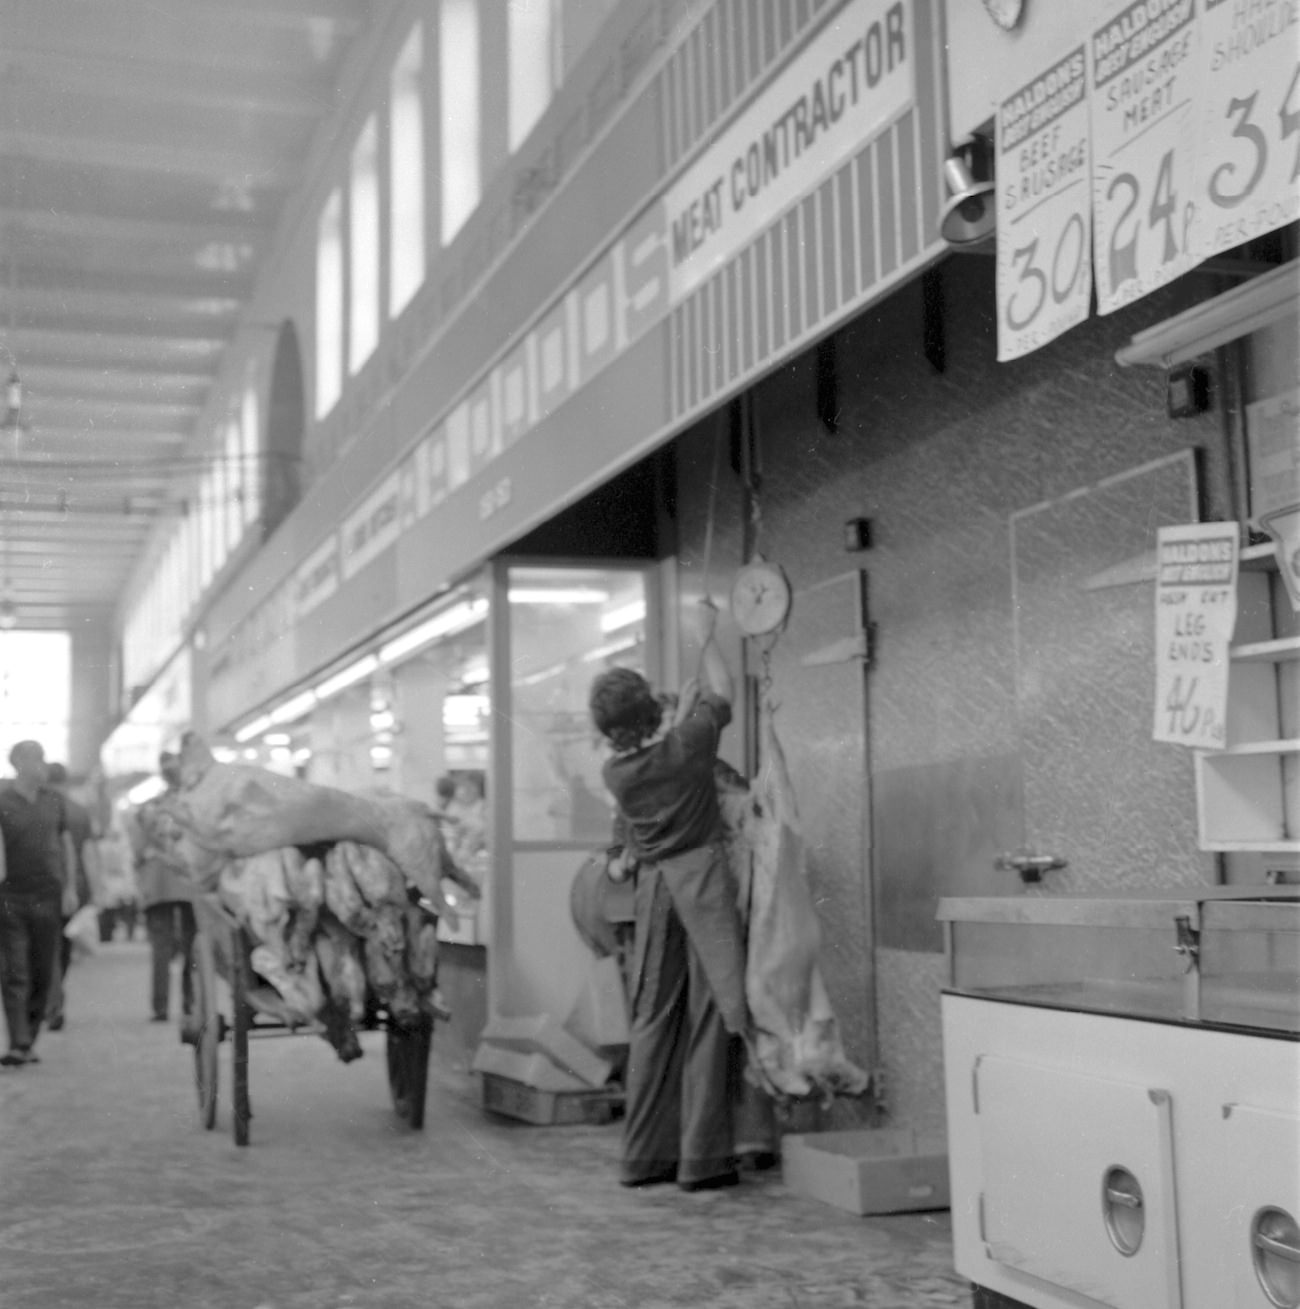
(0, 943, 970, 1309)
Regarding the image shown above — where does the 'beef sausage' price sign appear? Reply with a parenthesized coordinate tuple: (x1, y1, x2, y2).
(1090, 0, 1201, 315)
(996, 47, 1093, 361)
(1153, 522, 1239, 750)
(1190, 0, 1300, 260)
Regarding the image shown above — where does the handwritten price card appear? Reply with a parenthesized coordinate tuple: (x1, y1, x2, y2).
(1190, 0, 1300, 260)
(1090, 0, 1201, 314)
(1154, 522, 1239, 749)
(996, 48, 1094, 361)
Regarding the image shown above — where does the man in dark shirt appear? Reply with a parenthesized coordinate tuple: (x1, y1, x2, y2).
(0, 740, 73, 1066)
(590, 602, 752, 1193)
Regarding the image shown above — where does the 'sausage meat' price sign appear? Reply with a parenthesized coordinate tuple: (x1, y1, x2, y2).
(996, 47, 1094, 361)
(1190, 0, 1300, 260)
(1090, 0, 1201, 315)
(1153, 522, 1239, 750)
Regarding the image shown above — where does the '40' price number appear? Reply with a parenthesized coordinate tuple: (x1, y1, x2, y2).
(1004, 209, 1088, 333)
(1104, 147, 1193, 295)
(1206, 65, 1300, 209)
(1164, 673, 1222, 744)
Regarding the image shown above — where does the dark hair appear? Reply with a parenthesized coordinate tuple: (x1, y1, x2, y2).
(434, 776, 456, 803)
(589, 668, 663, 753)
(46, 762, 68, 786)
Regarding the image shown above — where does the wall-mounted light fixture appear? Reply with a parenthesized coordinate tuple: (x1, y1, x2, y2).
(939, 139, 996, 248)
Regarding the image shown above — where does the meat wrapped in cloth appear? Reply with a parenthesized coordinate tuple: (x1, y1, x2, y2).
(718, 708, 872, 1104)
(173, 732, 478, 913)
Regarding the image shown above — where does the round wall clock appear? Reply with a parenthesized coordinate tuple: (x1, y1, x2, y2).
(982, 0, 1024, 31)
(730, 557, 792, 637)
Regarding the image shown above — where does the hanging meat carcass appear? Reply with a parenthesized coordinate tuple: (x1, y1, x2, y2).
(718, 707, 872, 1103)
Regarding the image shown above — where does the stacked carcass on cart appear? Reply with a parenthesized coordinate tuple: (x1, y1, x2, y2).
(162, 733, 476, 1063)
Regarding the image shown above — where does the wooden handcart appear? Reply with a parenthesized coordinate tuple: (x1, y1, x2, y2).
(181, 892, 435, 1145)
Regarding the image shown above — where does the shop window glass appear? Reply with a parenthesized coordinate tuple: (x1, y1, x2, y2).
(508, 565, 648, 843)
(439, 0, 480, 245)
(349, 116, 380, 374)
(240, 378, 260, 527)
(508, 0, 553, 152)
(315, 187, 344, 418)
(389, 24, 426, 317)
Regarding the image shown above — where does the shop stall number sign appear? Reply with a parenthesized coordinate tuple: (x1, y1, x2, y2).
(1153, 522, 1239, 749)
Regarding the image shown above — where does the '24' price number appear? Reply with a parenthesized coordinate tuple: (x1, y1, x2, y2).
(1105, 147, 1192, 295)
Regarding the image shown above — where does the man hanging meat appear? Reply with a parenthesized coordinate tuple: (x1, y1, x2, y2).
(589, 599, 769, 1193)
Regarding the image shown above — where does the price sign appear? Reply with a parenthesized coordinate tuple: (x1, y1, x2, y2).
(1153, 522, 1239, 750)
(996, 47, 1093, 361)
(1190, 0, 1300, 259)
(1090, 0, 1201, 315)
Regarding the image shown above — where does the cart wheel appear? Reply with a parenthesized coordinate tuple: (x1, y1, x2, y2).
(231, 936, 252, 1147)
(387, 1013, 433, 1129)
(193, 933, 219, 1131)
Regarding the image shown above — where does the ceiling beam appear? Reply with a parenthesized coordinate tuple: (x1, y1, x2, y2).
(0, 48, 331, 119)
(0, 205, 274, 250)
(5, 286, 241, 328)
(21, 365, 214, 402)
(11, 327, 226, 365)
(0, 128, 300, 189)
(162, 0, 367, 27)
(11, 262, 255, 303)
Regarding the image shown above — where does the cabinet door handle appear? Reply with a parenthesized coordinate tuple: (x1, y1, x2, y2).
(1105, 1187, 1143, 1210)
(1255, 1230, 1300, 1263)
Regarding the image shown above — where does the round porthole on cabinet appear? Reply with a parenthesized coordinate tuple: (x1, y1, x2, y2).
(1101, 1166, 1145, 1257)
(1252, 1207, 1300, 1308)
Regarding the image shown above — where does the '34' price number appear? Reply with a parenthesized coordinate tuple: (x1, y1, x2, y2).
(1205, 64, 1300, 209)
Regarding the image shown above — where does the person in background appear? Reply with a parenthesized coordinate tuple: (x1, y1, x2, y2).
(95, 810, 139, 942)
(132, 751, 196, 1023)
(0, 740, 75, 1067)
(432, 775, 456, 815)
(444, 773, 487, 869)
(43, 762, 100, 1032)
(588, 601, 760, 1193)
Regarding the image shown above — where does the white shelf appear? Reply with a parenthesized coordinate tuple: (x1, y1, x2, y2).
(1200, 839, 1300, 854)
(1214, 739, 1300, 757)
(1230, 636, 1300, 664)
(1241, 542, 1279, 571)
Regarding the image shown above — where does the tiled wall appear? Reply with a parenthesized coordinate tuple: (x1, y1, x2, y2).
(673, 253, 1232, 1132)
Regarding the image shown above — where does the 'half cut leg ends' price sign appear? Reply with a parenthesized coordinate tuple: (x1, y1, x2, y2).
(996, 47, 1094, 361)
(1190, 0, 1300, 260)
(1090, 0, 1201, 315)
(1154, 522, 1240, 750)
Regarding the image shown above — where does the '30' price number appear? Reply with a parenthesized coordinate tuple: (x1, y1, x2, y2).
(1004, 209, 1088, 333)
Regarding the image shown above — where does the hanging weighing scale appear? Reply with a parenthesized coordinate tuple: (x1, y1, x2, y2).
(729, 555, 792, 637)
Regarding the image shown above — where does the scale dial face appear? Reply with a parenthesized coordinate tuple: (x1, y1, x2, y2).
(730, 560, 792, 637)
(982, 0, 1024, 30)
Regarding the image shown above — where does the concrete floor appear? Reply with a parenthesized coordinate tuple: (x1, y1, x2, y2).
(0, 942, 971, 1309)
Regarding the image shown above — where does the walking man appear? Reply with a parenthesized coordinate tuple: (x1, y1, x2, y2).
(0, 740, 75, 1067)
(132, 751, 196, 1023)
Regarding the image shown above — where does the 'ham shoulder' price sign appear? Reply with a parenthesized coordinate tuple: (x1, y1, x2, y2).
(1190, 0, 1300, 260)
(1090, 0, 1201, 315)
(1153, 522, 1239, 750)
(996, 48, 1094, 361)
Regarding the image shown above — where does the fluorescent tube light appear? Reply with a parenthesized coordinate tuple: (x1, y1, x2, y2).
(599, 600, 645, 633)
(378, 597, 488, 665)
(508, 588, 609, 604)
(314, 654, 379, 701)
(234, 713, 273, 743)
(269, 689, 318, 724)
(127, 776, 166, 805)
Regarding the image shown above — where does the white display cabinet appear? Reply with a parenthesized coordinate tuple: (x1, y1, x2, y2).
(1197, 543, 1300, 856)
(939, 889, 1300, 1309)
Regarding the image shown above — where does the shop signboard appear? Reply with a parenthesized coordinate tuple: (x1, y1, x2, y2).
(1247, 387, 1300, 611)
(1190, 0, 1300, 261)
(996, 46, 1093, 361)
(1153, 521, 1239, 749)
(1090, 0, 1201, 316)
(662, 0, 915, 302)
(292, 535, 340, 622)
(340, 472, 402, 581)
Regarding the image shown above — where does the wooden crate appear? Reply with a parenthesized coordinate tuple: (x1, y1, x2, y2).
(479, 1072, 623, 1126)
